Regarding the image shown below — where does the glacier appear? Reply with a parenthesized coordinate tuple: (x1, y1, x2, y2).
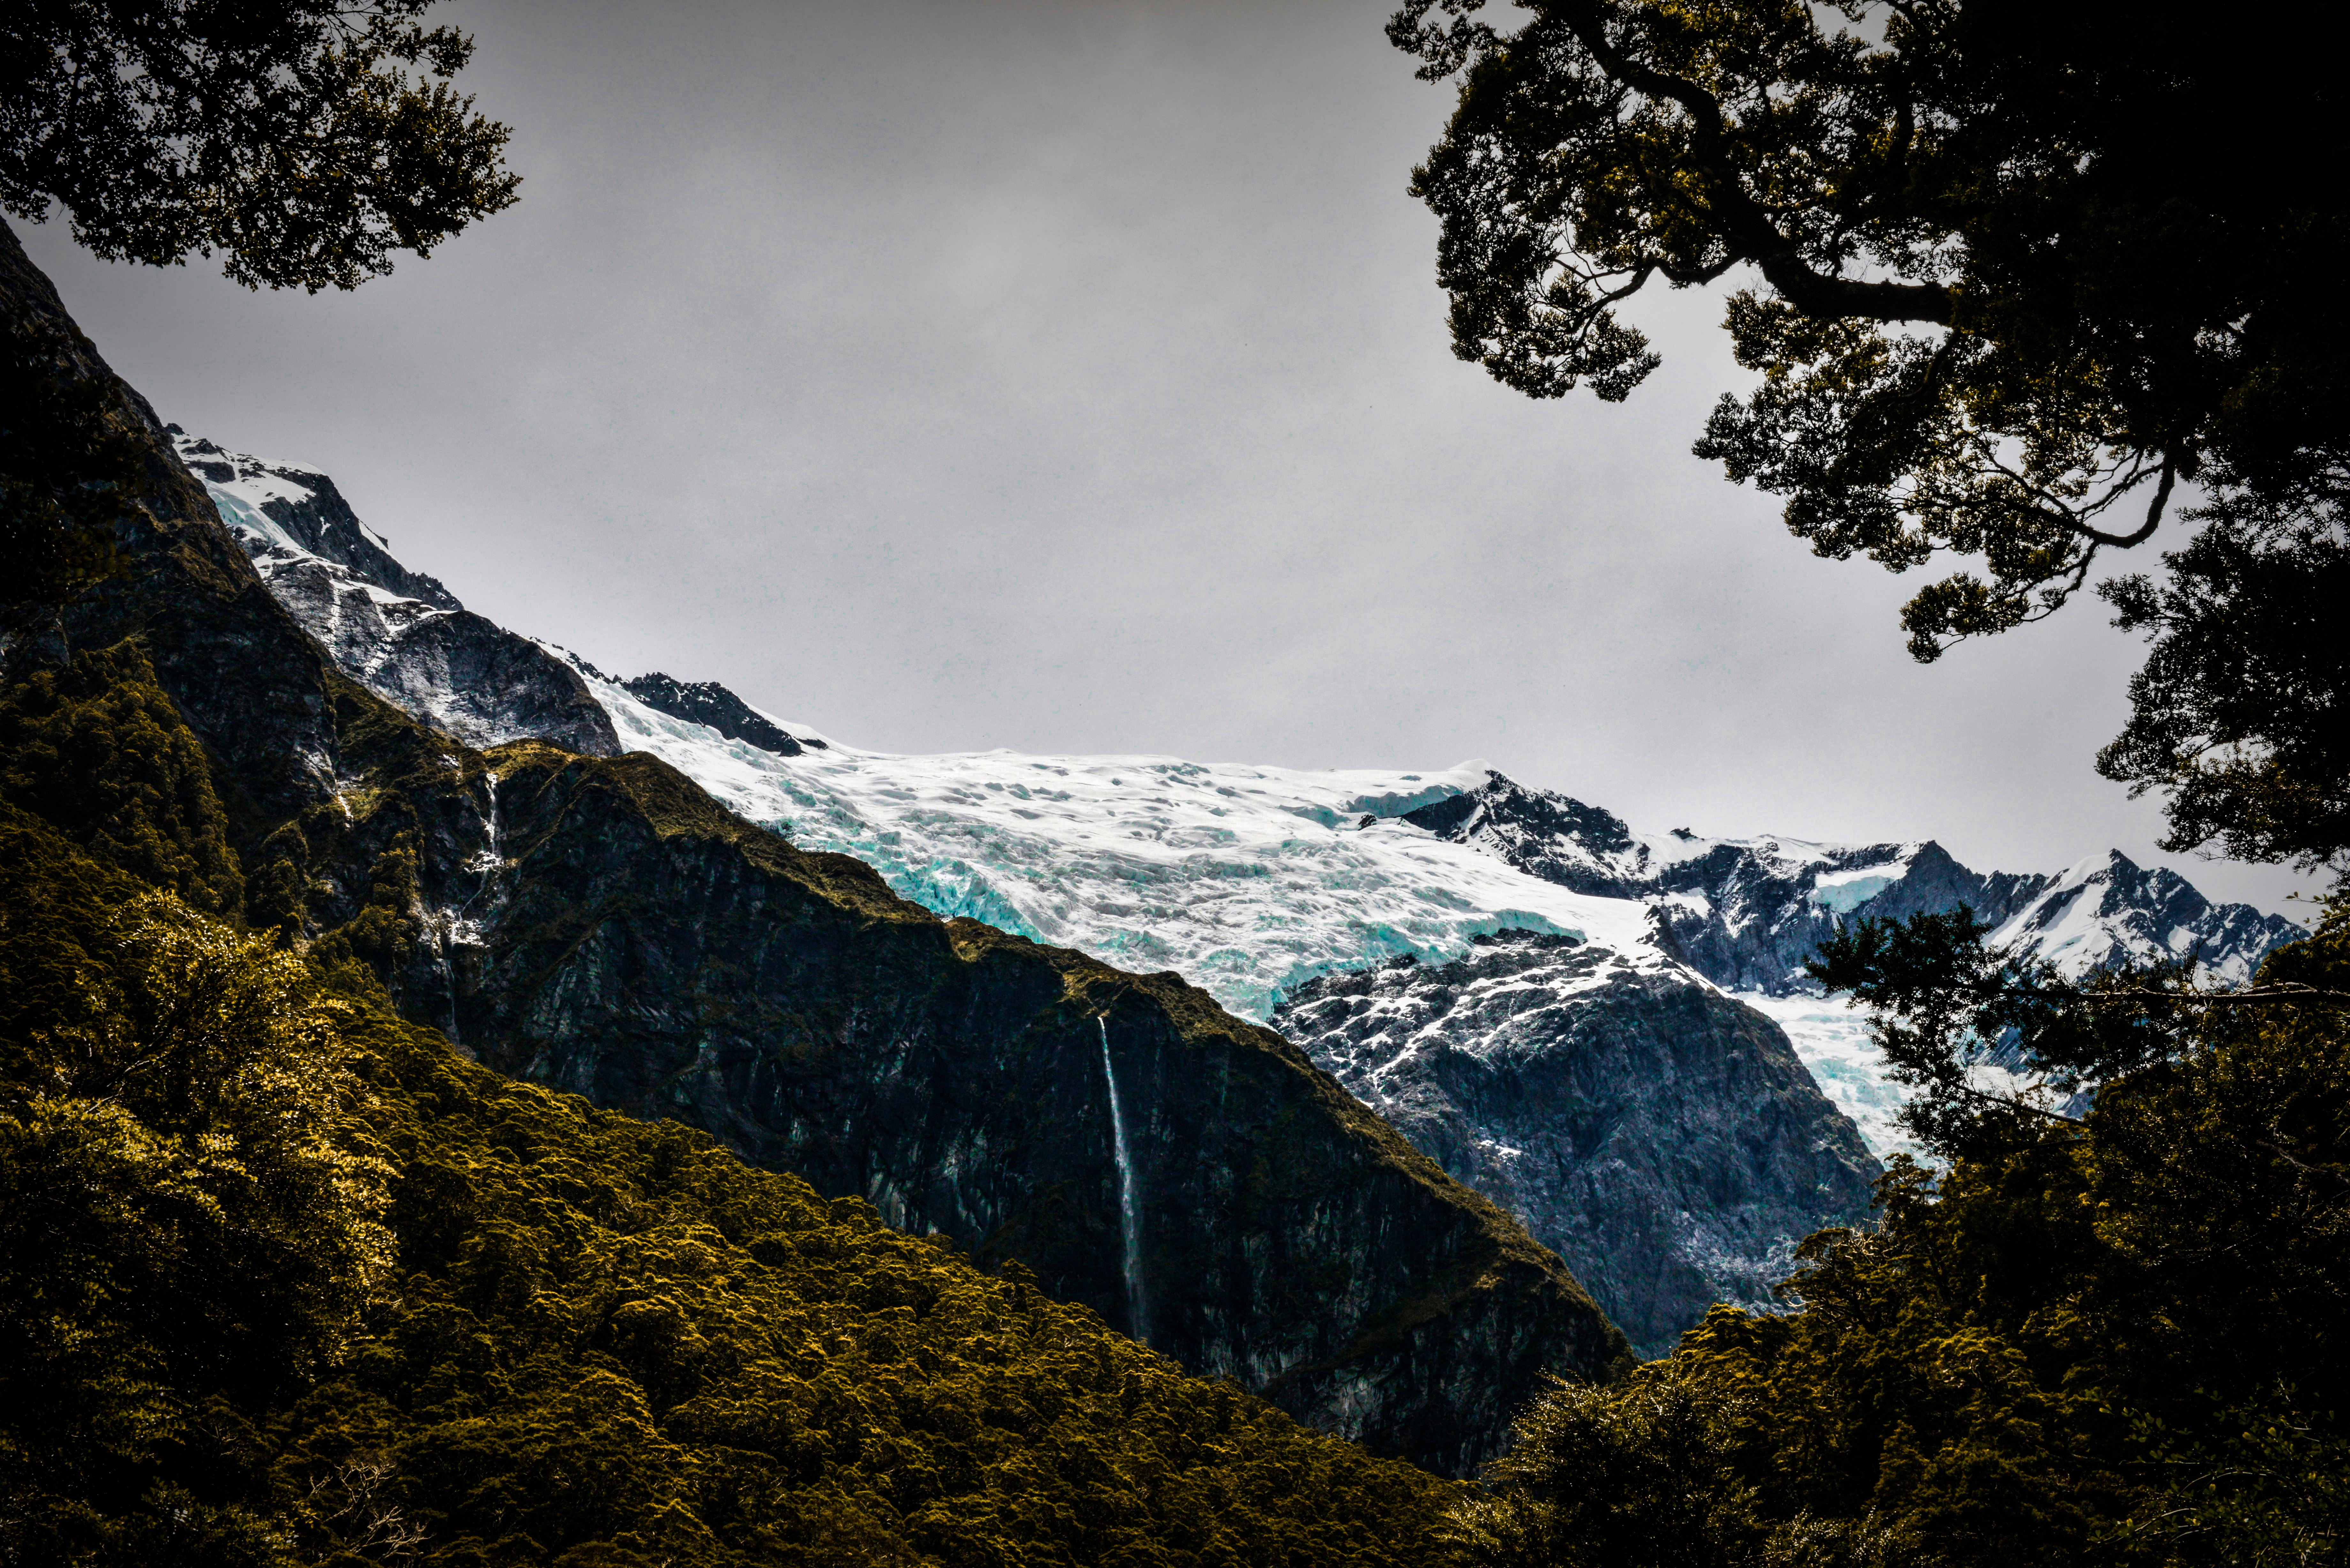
(173, 425, 2308, 1158)
(170, 426, 2311, 1353)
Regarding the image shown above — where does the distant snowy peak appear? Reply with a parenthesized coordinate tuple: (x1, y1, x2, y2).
(1991, 848, 2302, 981)
(1408, 772, 2305, 991)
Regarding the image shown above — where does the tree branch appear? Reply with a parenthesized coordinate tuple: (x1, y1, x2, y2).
(1549, 0, 1953, 326)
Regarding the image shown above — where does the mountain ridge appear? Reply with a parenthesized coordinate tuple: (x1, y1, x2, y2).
(155, 423, 1883, 1362)
(153, 413, 2306, 1353)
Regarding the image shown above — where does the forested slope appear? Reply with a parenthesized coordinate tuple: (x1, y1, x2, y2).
(1442, 910, 2350, 1565)
(0, 704, 1464, 1566)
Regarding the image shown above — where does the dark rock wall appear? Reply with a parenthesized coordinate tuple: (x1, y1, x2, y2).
(165, 429, 621, 759)
(280, 721, 1630, 1471)
(621, 671, 819, 754)
(1275, 932, 1879, 1360)
(251, 551, 622, 757)
(2, 222, 341, 827)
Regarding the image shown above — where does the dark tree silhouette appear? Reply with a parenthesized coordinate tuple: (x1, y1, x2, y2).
(2, 0, 518, 293)
(1392, 0, 2347, 872)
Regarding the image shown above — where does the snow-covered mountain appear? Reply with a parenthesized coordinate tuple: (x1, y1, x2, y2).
(171, 431, 2309, 1353)
(170, 429, 621, 757)
(1409, 771, 2300, 994)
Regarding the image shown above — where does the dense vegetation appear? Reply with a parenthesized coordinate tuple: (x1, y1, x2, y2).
(1389, 23, 2350, 1540)
(0, 648, 1464, 1567)
(1448, 901, 2350, 1565)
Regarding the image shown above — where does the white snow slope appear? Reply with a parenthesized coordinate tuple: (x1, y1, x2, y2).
(564, 655, 1675, 1019)
(175, 436, 2302, 1162)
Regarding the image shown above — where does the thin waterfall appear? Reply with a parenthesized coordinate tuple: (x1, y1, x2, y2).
(452, 769, 502, 923)
(443, 770, 503, 1042)
(1099, 1016, 1150, 1345)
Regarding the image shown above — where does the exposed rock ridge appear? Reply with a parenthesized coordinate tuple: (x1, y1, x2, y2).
(1405, 771, 2306, 992)
(1273, 930, 1879, 1360)
(166, 428, 621, 759)
(621, 670, 823, 754)
(167, 428, 462, 609)
(1401, 779, 1654, 897)
(2, 221, 1630, 1474)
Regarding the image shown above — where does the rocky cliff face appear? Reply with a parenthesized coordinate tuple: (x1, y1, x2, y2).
(3, 219, 1629, 1474)
(170, 429, 462, 608)
(1273, 931, 1878, 1359)
(167, 430, 621, 759)
(133, 425, 1899, 1363)
(118, 256, 2301, 1373)
(285, 714, 1629, 1470)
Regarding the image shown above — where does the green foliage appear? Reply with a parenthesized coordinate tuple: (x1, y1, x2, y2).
(1, 0, 519, 292)
(0, 643, 243, 915)
(1448, 1365, 1756, 1568)
(1806, 907, 2207, 1158)
(0, 295, 139, 629)
(1, 804, 394, 1565)
(2096, 489, 2350, 878)
(0, 658, 1467, 1566)
(1452, 905, 2350, 1567)
(281, 997, 1463, 1567)
(1390, 0, 2348, 868)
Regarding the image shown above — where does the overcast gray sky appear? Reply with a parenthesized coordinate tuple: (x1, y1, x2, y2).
(18, 0, 2317, 916)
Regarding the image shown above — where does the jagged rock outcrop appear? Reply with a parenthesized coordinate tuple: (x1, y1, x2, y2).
(2, 217, 1630, 1474)
(1273, 931, 1879, 1359)
(1405, 771, 2306, 991)
(621, 671, 822, 754)
(167, 429, 621, 758)
(169, 428, 461, 608)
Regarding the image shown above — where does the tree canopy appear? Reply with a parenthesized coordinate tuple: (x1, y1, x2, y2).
(2, 0, 518, 633)
(1449, 902, 2350, 1568)
(1390, 0, 2349, 877)
(1, 0, 518, 293)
